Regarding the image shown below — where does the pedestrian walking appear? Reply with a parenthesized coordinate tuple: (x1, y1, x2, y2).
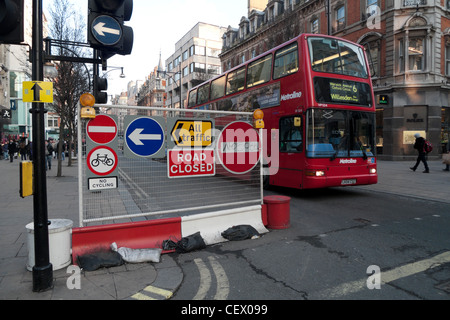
(19, 140, 27, 161)
(57, 140, 66, 161)
(45, 140, 53, 170)
(410, 133, 429, 173)
(8, 139, 16, 163)
(2, 142, 8, 160)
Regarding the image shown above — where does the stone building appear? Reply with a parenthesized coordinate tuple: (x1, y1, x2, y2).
(136, 53, 167, 116)
(220, 0, 450, 160)
(165, 22, 227, 109)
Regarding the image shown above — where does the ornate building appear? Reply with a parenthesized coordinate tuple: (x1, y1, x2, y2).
(136, 53, 167, 116)
(220, 0, 450, 160)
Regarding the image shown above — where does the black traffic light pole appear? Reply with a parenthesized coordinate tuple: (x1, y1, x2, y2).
(31, 0, 53, 292)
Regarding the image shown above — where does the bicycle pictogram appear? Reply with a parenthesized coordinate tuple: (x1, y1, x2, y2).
(91, 154, 115, 168)
(87, 146, 118, 176)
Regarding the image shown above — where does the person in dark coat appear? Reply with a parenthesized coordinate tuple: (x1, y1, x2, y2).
(410, 133, 429, 173)
(8, 139, 16, 163)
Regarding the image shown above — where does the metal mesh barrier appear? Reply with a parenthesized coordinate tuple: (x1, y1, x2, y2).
(78, 105, 262, 227)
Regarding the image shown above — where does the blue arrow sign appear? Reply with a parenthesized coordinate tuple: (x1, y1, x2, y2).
(91, 15, 122, 46)
(125, 117, 165, 157)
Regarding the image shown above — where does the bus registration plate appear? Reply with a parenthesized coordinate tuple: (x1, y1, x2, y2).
(341, 179, 357, 185)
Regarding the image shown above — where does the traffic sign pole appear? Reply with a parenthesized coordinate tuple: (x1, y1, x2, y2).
(30, 0, 53, 292)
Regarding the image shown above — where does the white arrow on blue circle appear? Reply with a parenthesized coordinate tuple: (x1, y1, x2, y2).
(94, 22, 120, 37)
(128, 128, 162, 146)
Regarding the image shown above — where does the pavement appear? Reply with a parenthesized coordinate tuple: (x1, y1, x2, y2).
(0, 155, 449, 300)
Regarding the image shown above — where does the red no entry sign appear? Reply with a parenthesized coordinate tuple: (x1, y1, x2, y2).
(86, 115, 118, 145)
(216, 121, 260, 174)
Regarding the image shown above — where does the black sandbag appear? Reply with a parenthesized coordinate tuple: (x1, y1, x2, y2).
(77, 250, 124, 271)
(221, 225, 260, 241)
(176, 232, 206, 253)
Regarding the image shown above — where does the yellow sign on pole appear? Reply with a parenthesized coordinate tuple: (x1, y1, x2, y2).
(23, 81, 54, 103)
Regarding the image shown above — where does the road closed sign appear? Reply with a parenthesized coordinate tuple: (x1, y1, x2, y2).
(168, 148, 215, 178)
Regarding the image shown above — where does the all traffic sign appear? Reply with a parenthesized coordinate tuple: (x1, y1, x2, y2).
(124, 116, 165, 158)
(216, 121, 260, 175)
(91, 15, 122, 46)
(86, 115, 118, 145)
(171, 120, 213, 148)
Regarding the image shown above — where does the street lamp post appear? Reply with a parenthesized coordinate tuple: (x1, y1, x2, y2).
(102, 66, 126, 79)
(158, 69, 182, 109)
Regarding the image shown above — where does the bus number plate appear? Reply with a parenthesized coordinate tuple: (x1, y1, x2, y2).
(341, 179, 356, 185)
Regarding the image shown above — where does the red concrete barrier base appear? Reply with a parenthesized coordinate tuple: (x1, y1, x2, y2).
(71, 217, 182, 265)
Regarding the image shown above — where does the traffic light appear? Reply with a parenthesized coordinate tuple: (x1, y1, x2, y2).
(87, 0, 134, 55)
(0, 0, 24, 44)
(94, 76, 108, 104)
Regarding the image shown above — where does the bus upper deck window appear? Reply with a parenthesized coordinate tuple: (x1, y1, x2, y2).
(210, 76, 226, 100)
(197, 83, 210, 105)
(247, 54, 273, 88)
(274, 42, 299, 79)
(188, 88, 198, 107)
(226, 67, 246, 95)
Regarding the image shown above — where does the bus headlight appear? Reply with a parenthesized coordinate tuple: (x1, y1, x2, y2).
(305, 170, 326, 177)
(316, 170, 326, 177)
(370, 168, 377, 174)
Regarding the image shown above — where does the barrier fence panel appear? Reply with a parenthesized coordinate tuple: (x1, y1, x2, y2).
(77, 104, 263, 227)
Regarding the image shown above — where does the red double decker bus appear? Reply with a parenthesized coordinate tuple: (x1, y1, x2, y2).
(188, 34, 378, 190)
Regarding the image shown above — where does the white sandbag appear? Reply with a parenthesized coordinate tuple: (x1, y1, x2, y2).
(110, 242, 162, 263)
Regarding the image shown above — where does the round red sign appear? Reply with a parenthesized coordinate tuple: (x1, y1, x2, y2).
(87, 146, 118, 176)
(86, 115, 118, 145)
(216, 121, 260, 174)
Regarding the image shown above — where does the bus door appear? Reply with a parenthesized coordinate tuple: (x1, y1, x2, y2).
(275, 115, 304, 189)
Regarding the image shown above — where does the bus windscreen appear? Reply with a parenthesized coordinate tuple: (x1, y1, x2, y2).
(308, 37, 368, 78)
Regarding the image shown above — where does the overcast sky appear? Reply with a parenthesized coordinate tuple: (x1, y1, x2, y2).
(45, 0, 248, 96)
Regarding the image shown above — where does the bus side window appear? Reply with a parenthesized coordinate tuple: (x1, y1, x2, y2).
(210, 75, 226, 100)
(226, 67, 246, 95)
(188, 88, 198, 107)
(197, 83, 210, 105)
(247, 54, 273, 88)
(274, 42, 299, 80)
(280, 116, 303, 152)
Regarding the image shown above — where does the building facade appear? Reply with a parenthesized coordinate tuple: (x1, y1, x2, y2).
(165, 22, 227, 109)
(136, 54, 167, 116)
(1, 0, 50, 142)
(220, 0, 450, 160)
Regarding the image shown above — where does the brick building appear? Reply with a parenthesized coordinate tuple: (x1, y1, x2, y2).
(220, 0, 450, 160)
